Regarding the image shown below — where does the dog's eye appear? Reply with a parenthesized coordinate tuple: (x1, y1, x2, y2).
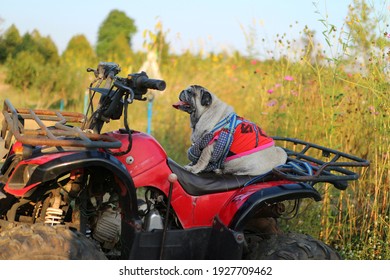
(180, 89, 193, 100)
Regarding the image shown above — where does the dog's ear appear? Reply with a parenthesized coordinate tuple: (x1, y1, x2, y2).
(200, 90, 212, 106)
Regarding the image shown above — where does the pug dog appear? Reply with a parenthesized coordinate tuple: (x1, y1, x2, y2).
(173, 85, 288, 176)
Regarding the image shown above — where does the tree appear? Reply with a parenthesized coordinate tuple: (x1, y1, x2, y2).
(31, 30, 59, 64)
(15, 30, 59, 64)
(5, 29, 61, 108)
(62, 34, 96, 66)
(60, 35, 97, 110)
(0, 24, 22, 63)
(5, 50, 45, 91)
(96, 10, 137, 61)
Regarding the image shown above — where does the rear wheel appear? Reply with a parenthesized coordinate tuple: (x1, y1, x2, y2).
(0, 223, 106, 260)
(244, 232, 341, 260)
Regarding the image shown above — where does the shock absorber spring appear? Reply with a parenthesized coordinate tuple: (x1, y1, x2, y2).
(44, 207, 64, 225)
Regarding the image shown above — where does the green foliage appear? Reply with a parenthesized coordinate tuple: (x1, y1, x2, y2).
(0, 24, 22, 63)
(14, 30, 59, 64)
(62, 34, 96, 66)
(3, 29, 61, 108)
(59, 35, 97, 110)
(31, 30, 59, 64)
(96, 9, 137, 62)
(5, 50, 45, 91)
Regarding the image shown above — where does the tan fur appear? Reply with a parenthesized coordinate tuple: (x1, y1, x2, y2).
(176, 85, 287, 176)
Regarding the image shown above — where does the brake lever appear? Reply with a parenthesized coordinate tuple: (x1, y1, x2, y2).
(113, 79, 135, 103)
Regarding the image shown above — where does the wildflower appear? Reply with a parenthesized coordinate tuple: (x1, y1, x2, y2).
(368, 105, 379, 115)
(266, 99, 277, 107)
(275, 83, 282, 88)
(284, 75, 294, 81)
(251, 59, 258, 65)
(267, 88, 274, 94)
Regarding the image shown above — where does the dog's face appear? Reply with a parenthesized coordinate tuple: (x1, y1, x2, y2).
(173, 85, 212, 127)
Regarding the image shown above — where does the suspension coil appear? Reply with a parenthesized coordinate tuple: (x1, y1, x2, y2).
(44, 207, 64, 225)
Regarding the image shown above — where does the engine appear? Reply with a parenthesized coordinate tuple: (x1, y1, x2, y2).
(92, 206, 121, 250)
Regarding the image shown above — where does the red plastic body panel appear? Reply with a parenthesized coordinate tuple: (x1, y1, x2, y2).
(106, 130, 280, 229)
(107, 131, 239, 228)
(107, 131, 168, 178)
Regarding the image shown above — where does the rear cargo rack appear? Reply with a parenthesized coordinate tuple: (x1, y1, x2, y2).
(1, 99, 121, 149)
(272, 137, 370, 189)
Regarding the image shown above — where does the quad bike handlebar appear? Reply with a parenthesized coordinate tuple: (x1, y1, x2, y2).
(84, 63, 165, 134)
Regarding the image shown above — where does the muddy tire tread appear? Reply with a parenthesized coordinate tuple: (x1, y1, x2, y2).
(245, 232, 341, 260)
(0, 223, 106, 260)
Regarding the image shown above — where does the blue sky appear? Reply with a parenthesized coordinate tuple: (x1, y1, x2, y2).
(0, 0, 388, 58)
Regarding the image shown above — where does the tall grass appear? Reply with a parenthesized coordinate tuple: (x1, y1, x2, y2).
(145, 23, 389, 259)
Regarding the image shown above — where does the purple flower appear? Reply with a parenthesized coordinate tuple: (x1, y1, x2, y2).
(267, 88, 274, 94)
(267, 99, 278, 107)
(284, 75, 294, 81)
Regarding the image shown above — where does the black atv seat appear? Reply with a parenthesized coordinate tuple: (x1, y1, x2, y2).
(167, 159, 260, 196)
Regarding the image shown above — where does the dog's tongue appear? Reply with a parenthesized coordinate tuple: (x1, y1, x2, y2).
(172, 101, 186, 109)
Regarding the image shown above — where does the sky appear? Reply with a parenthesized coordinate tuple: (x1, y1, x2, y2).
(0, 0, 388, 58)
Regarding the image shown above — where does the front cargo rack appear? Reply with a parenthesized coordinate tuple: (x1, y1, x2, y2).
(272, 137, 370, 189)
(1, 99, 121, 149)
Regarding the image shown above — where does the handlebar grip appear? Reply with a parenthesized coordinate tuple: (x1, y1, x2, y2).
(144, 78, 166, 91)
(135, 75, 166, 91)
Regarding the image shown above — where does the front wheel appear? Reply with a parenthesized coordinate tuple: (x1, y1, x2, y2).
(0, 223, 107, 260)
(244, 232, 341, 260)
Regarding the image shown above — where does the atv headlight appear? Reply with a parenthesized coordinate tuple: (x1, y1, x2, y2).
(23, 164, 39, 184)
(7, 164, 39, 190)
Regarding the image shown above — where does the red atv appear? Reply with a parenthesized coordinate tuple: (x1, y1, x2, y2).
(0, 62, 369, 260)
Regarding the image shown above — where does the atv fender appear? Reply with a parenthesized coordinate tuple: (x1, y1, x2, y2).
(219, 182, 322, 231)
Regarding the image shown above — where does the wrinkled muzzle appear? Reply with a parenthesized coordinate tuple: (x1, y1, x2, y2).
(172, 90, 194, 114)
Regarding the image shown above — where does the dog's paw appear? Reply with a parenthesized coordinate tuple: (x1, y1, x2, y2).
(184, 164, 201, 174)
(184, 164, 195, 172)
